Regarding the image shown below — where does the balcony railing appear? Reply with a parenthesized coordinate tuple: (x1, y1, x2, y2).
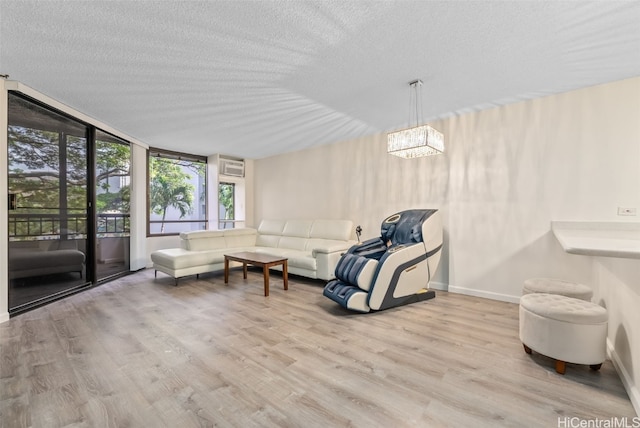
(148, 218, 208, 235)
(97, 213, 130, 236)
(218, 219, 245, 229)
(8, 212, 130, 240)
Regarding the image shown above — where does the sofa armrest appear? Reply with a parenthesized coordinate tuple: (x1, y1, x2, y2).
(312, 240, 358, 281)
(311, 242, 353, 257)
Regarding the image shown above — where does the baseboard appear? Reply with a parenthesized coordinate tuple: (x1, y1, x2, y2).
(429, 281, 448, 291)
(607, 338, 640, 416)
(0, 311, 9, 324)
(447, 284, 521, 304)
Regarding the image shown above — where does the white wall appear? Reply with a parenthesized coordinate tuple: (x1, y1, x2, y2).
(254, 76, 640, 413)
(129, 143, 148, 270)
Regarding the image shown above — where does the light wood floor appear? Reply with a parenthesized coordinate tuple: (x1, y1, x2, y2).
(1, 268, 636, 427)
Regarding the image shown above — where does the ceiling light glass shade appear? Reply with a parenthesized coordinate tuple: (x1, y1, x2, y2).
(387, 124, 444, 158)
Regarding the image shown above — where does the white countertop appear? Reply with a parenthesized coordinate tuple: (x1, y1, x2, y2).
(551, 221, 640, 259)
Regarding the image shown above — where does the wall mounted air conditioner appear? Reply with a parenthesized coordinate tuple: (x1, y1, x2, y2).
(219, 158, 245, 177)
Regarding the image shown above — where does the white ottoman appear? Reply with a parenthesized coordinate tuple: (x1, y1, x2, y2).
(519, 293, 608, 374)
(523, 278, 593, 301)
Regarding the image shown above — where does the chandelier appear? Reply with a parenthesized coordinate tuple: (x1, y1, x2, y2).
(387, 79, 444, 158)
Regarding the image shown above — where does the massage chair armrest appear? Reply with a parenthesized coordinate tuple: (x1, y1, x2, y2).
(348, 237, 388, 259)
(377, 242, 426, 266)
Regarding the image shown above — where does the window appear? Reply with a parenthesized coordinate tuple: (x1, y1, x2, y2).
(147, 148, 207, 235)
(218, 182, 235, 229)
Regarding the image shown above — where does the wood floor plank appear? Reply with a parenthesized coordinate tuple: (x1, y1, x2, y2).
(0, 268, 636, 427)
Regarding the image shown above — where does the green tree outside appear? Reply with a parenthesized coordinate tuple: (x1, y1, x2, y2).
(149, 157, 204, 233)
(219, 183, 234, 222)
(10, 123, 205, 237)
(96, 140, 131, 215)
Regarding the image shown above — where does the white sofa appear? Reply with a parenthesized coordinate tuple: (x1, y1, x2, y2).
(150, 219, 356, 284)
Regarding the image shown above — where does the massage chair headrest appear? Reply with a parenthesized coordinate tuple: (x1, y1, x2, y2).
(380, 209, 437, 246)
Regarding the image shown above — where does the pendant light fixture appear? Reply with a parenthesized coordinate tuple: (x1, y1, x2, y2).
(387, 79, 444, 158)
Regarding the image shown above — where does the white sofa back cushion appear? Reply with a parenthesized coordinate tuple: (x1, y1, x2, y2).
(282, 220, 314, 238)
(310, 220, 353, 241)
(180, 228, 257, 251)
(257, 219, 354, 250)
(257, 220, 286, 235)
(180, 230, 227, 251)
(224, 228, 257, 247)
(256, 234, 281, 248)
(279, 236, 308, 251)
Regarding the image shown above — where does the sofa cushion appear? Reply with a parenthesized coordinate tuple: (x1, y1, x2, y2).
(151, 248, 221, 270)
(254, 247, 316, 270)
(256, 234, 280, 247)
(310, 220, 353, 241)
(279, 236, 308, 251)
(224, 228, 257, 247)
(305, 238, 352, 253)
(180, 230, 227, 251)
(223, 228, 256, 237)
(180, 229, 225, 240)
(258, 220, 286, 235)
(285, 252, 317, 271)
(254, 247, 287, 258)
(282, 220, 313, 238)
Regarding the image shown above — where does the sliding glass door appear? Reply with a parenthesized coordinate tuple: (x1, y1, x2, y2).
(7, 93, 91, 313)
(95, 131, 130, 281)
(6, 92, 134, 314)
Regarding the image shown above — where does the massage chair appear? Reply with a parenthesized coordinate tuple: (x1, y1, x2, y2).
(323, 209, 443, 313)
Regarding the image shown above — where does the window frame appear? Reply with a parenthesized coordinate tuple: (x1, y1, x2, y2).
(146, 147, 208, 237)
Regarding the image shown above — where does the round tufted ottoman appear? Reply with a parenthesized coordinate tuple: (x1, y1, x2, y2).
(519, 293, 608, 374)
(523, 278, 593, 301)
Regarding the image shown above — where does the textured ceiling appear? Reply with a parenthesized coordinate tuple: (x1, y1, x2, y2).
(1, 1, 639, 159)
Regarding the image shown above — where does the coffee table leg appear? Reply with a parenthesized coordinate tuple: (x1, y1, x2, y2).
(283, 260, 288, 291)
(224, 257, 229, 284)
(263, 265, 269, 296)
(243, 262, 248, 279)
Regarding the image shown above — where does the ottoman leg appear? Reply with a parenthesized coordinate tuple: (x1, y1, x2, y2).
(590, 363, 602, 371)
(555, 360, 566, 375)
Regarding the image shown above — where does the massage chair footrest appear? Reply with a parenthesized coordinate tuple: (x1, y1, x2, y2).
(323, 280, 362, 305)
(324, 280, 436, 312)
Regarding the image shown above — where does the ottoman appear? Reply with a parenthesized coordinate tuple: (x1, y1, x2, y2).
(519, 293, 608, 374)
(522, 278, 593, 301)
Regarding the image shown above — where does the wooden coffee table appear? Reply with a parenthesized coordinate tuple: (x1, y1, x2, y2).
(224, 251, 288, 296)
